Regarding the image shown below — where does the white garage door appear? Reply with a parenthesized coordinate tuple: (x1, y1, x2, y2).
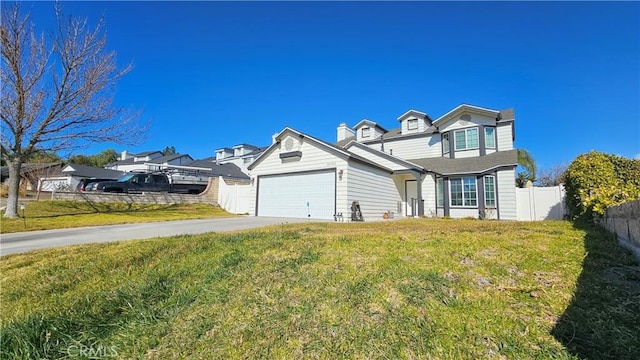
(257, 170, 336, 219)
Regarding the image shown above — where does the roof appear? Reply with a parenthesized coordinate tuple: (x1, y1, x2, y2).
(147, 154, 193, 164)
(397, 109, 433, 123)
(335, 135, 356, 148)
(133, 151, 162, 157)
(249, 127, 392, 173)
(408, 149, 518, 175)
(433, 104, 500, 125)
(62, 164, 125, 179)
(353, 119, 388, 132)
(180, 160, 250, 179)
(0, 163, 63, 180)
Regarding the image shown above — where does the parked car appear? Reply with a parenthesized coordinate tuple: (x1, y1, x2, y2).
(90, 172, 208, 194)
(76, 178, 116, 192)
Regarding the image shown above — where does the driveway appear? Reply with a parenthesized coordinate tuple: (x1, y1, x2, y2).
(0, 217, 324, 256)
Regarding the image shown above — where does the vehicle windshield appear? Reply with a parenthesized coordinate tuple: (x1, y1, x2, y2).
(117, 174, 136, 182)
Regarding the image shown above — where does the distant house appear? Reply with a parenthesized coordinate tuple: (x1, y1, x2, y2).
(164, 158, 249, 180)
(0, 163, 65, 191)
(145, 154, 194, 171)
(105, 150, 164, 172)
(247, 104, 518, 220)
(38, 164, 125, 191)
(215, 144, 266, 174)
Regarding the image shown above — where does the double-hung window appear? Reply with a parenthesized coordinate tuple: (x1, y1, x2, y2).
(362, 126, 371, 138)
(454, 128, 479, 151)
(485, 127, 496, 149)
(450, 177, 477, 207)
(484, 175, 496, 207)
(407, 119, 418, 131)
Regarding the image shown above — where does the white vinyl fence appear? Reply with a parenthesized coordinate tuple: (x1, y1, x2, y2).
(516, 185, 566, 221)
(217, 177, 251, 214)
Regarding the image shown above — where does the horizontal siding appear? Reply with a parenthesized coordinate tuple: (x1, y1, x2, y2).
(497, 123, 514, 151)
(497, 168, 517, 220)
(381, 134, 440, 159)
(422, 174, 436, 216)
(438, 113, 496, 133)
(450, 208, 479, 218)
(347, 162, 400, 220)
(453, 149, 480, 158)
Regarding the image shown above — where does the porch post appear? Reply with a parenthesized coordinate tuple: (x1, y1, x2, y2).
(415, 171, 424, 217)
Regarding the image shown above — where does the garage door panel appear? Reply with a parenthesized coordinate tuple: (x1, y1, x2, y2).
(257, 170, 335, 219)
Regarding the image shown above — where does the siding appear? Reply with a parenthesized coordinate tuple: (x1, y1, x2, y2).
(438, 113, 496, 133)
(497, 123, 514, 151)
(248, 139, 349, 216)
(453, 149, 480, 158)
(422, 174, 436, 216)
(450, 208, 479, 218)
(347, 146, 410, 171)
(382, 134, 441, 159)
(347, 162, 400, 220)
(497, 168, 517, 220)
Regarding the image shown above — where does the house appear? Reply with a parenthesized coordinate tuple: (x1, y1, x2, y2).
(247, 104, 518, 220)
(215, 144, 266, 174)
(105, 150, 164, 172)
(145, 154, 194, 172)
(39, 164, 125, 191)
(166, 158, 250, 180)
(0, 163, 65, 191)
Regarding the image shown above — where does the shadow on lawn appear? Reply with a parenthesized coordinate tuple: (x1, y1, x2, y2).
(551, 221, 640, 360)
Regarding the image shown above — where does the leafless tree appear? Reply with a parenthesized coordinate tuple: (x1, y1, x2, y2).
(1, 3, 147, 217)
(536, 163, 568, 187)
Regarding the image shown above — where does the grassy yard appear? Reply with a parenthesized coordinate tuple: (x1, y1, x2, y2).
(1, 219, 638, 359)
(0, 200, 234, 233)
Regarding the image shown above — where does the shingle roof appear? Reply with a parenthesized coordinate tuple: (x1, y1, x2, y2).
(182, 160, 249, 179)
(62, 164, 125, 179)
(408, 149, 518, 175)
(147, 154, 193, 164)
(0, 163, 63, 180)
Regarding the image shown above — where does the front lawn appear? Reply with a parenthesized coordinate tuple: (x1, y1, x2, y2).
(0, 200, 234, 233)
(1, 219, 638, 359)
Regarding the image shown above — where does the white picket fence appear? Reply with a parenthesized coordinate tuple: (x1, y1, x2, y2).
(516, 185, 566, 221)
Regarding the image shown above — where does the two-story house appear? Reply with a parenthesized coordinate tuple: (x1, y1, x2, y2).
(215, 144, 266, 175)
(247, 104, 518, 220)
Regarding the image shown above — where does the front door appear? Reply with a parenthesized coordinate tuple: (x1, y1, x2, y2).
(405, 180, 418, 217)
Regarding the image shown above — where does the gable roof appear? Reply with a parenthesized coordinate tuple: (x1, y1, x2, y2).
(353, 119, 388, 132)
(146, 154, 193, 164)
(408, 149, 518, 176)
(133, 150, 163, 157)
(397, 109, 433, 124)
(433, 104, 500, 126)
(248, 127, 392, 173)
(344, 141, 424, 172)
(62, 164, 125, 179)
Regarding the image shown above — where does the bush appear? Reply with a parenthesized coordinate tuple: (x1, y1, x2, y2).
(565, 151, 640, 219)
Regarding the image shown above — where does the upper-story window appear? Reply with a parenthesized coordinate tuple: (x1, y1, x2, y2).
(361, 126, 371, 138)
(454, 128, 479, 151)
(485, 127, 496, 149)
(407, 119, 418, 131)
(442, 133, 450, 155)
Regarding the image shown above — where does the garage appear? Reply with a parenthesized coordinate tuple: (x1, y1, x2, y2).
(257, 169, 336, 219)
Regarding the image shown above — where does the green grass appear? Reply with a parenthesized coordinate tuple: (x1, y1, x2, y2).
(1, 219, 638, 359)
(0, 200, 235, 233)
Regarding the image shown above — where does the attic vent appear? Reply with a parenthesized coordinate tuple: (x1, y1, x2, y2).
(460, 114, 471, 121)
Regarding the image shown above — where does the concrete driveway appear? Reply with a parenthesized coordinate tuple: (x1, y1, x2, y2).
(0, 216, 324, 256)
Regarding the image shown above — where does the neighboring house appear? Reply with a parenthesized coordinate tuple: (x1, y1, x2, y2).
(247, 104, 518, 220)
(39, 164, 125, 191)
(145, 154, 194, 172)
(215, 144, 266, 174)
(105, 150, 164, 172)
(1, 163, 65, 191)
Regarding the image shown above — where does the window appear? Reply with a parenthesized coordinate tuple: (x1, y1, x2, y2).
(407, 119, 418, 130)
(442, 133, 450, 154)
(362, 126, 371, 138)
(454, 128, 479, 151)
(484, 175, 496, 207)
(450, 177, 477, 207)
(436, 177, 444, 207)
(243, 157, 252, 164)
(485, 127, 496, 149)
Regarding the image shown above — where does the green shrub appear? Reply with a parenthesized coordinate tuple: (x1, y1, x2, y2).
(565, 151, 640, 218)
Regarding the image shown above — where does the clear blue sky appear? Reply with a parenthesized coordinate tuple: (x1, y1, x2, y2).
(23, 1, 640, 169)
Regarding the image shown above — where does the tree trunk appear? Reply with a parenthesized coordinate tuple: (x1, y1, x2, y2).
(4, 159, 23, 218)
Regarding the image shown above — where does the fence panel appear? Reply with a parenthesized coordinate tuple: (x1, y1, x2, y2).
(516, 186, 566, 221)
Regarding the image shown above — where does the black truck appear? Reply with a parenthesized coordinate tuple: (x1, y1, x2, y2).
(92, 172, 208, 194)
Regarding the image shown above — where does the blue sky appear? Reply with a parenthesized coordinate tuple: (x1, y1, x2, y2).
(23, 1, 640, 169)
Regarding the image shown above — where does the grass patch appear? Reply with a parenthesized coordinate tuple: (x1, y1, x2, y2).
(0, 200, 234, 233)
(1, 219, 638, 359)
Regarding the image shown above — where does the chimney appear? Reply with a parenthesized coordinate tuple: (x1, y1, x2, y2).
(272, 133, 279, 144)
(337, 123, 355, 142)
(120, 150, 128, 161)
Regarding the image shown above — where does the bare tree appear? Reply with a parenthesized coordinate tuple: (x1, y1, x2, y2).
(536, 163, 568, 187)
(1, 3, 147, 217)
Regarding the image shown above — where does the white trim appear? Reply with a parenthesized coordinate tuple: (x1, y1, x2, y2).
(397, 109, 429, 122)
(454, 128, 479, 151)
(449, 176, 478, 208)
(434, 104, 500, 125)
